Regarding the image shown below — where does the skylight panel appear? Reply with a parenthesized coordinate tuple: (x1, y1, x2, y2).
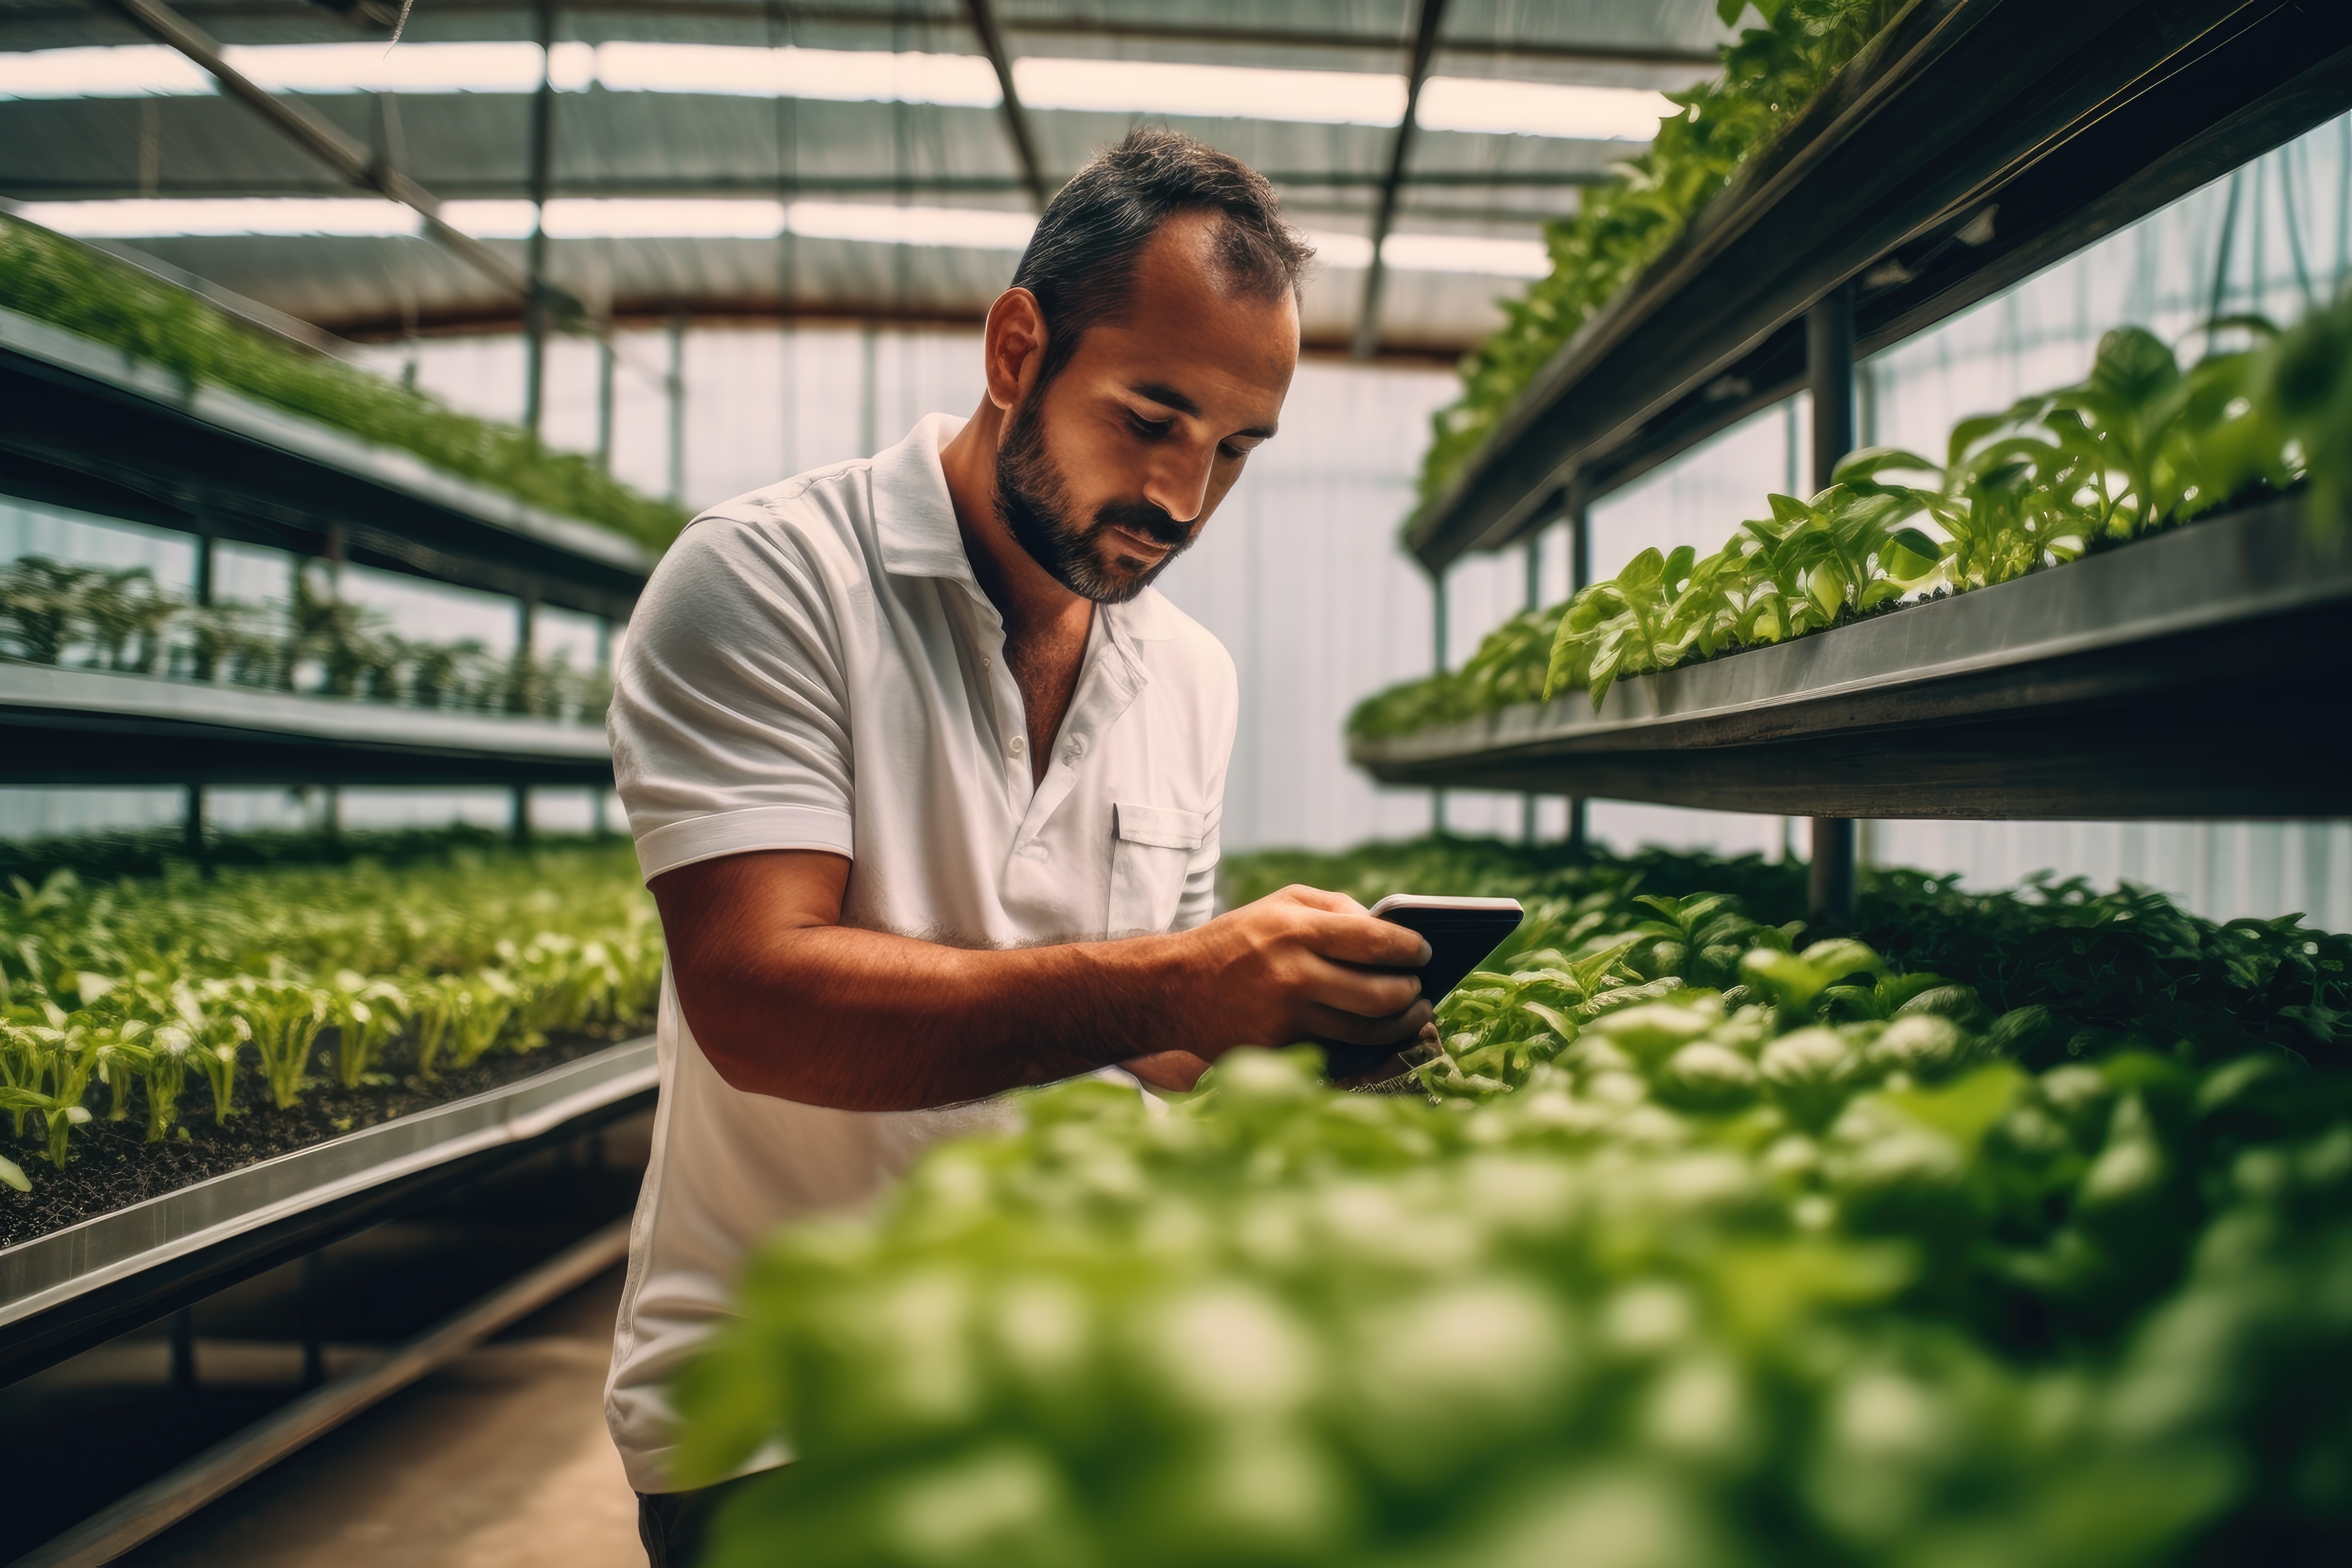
(0, 45, 211, 98)
(1381, 232, 1552, 277)
(16, 198, 418, 237)
(592, 42, 1001, 107)
(218, 41, 546, 94)
(1014, 57, 1406, 127)
(1417, 78, 1677, 141)
(784, 202, 1036, 250)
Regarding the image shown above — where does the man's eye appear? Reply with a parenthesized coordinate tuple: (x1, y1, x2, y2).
(1219, 439, 1261, 460)
(1129, 414, 1174, 439)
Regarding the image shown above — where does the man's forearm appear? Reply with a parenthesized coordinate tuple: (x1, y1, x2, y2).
(675, 921, 1206, 1112)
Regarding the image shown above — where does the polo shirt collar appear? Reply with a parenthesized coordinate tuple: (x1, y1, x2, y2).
(872, 410, 1183, 650)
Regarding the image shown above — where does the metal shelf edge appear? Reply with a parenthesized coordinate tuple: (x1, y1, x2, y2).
(0, 1036, 657, 1330)
(0, 308, 654, 579)
(1358, 498, 2348, 767)
(0, 662, 612, 760)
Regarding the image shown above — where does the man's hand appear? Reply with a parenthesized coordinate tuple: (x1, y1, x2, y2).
(653, 855, 1435, 1111)
(1175, 884, 1432, 1053)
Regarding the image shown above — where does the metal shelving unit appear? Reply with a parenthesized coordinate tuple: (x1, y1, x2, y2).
(0, 1035, 657, 1385)
(0, 307, 650, 620)
(1356, 496, 2351, 819)
(0, 663, 614, 789)
(0, 301, 649, 804)
(1380, 0, 2352, 914)
(1405, 0, 2352, 572)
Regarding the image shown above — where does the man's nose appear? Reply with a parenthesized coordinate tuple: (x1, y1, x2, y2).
(1142, 440, 1216, 525)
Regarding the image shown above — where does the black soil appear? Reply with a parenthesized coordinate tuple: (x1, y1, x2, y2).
(0, 1023, 649, 1250)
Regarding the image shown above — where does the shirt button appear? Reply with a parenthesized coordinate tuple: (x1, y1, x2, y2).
(1009, 736, 1025, 756)
(981, 656, 992, 671)
(1066, 734, 1088, 759)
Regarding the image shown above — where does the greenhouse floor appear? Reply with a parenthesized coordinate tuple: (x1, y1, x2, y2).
(1, 1114, 654, 1566)
(116, 1263, 640, 1568)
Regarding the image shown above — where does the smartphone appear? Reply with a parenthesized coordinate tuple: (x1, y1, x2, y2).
(1321, 894, 1526, 1079)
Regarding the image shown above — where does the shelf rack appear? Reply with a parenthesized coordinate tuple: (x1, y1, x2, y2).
(0, 307, 651, 620)
(0, 1035, 658, 1386)
(0, 302, 649, 801)
(0, 663, 614, 789)
(1355, 496, 2351, 819)
(1405, 0, 2352, 574)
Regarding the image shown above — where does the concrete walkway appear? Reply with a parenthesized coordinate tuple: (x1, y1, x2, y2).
(121, 1266, 643, 1568)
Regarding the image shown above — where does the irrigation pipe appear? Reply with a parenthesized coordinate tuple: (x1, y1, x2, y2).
(9, 1217, 634, 1568)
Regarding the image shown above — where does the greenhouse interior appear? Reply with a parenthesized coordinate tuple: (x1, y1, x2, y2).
(2, 0, 2350, 1563)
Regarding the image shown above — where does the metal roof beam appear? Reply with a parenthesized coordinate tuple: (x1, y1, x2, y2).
(960, 0, 1051, 211)
(92, 0, 581, 317)
(1352, 0, 1448, 361)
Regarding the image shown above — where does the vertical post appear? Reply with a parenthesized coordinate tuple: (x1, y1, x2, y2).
(513, 593, 536, 844)
(1430, 564, 1447, 836)
(190, 528, 216, 682)
(594, 332, 615, 471)
(665, 314, 687, 506)
(521, 0, 557, 436)
(300, 1249, 328, 1389)
(1565, 482, 1591, 854)
(170, 1306, 197, 1392)
(859, 324, 879, 458)
(182, 783, 204, 864)
(1520, 527, 1542, 844)
(1807, 281, 1858, 923)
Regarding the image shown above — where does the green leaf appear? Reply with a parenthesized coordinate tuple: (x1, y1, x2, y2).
(0, 1152, 28, 1192)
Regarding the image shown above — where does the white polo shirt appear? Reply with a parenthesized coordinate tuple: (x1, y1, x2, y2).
(602, 411, 1238, 1492)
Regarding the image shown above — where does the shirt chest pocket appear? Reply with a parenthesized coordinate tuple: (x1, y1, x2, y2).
(1107, 801, 1208, 935)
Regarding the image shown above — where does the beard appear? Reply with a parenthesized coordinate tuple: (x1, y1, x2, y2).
(994, 396, 1195, 604)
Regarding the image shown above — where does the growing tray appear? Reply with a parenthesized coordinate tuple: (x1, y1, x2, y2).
(1354, 497, 2352, 819)
(0, 306, 650, 621)
(0, 1035, 657, 1382)
(0, 662, 613, 787)
(1406, 0, 2352, 570)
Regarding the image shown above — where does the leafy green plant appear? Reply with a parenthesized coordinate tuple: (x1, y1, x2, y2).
(676, 845, 2352, 1566)
(1355, 313, 2327, 742)
(1419, 0, 1901, 506)
(0, 841, 664, 1176)
(0, 557, 612, 724)
(0, 215, 685, 552)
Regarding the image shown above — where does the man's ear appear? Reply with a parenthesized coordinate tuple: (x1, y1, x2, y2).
(983, 288, 1050, 412)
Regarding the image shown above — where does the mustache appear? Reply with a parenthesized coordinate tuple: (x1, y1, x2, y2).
(1093, 500, 1191, 549)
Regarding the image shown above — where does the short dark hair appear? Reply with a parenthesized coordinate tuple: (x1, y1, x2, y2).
(1010, 127, 1314, 385)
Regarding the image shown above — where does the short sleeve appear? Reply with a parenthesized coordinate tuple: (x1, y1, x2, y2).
(609, 512, 857, 882)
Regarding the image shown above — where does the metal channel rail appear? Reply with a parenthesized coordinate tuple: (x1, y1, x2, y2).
(1355, 498, 2352, 819)
(0, 1036, 657, 1384)
(0, 662, 614, 788)
(0, 306, 651, 621)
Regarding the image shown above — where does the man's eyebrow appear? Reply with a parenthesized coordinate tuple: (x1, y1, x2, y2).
(1128, 382, 1201, 416)
(1129, 381, 1278, 440)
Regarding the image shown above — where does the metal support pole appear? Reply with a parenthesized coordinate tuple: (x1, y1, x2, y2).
(1807, 282, 1858, 922)
(1521, 527, 1542, 843)
(299, 1250, 327, 1389)
(1430, 565, 1448, 836)
(665, 315, 687, 505)
(1565, 483, 1591, 854)
(594, 334, 615, 471)
(169, 1307, 197, 1392)
(521, 0, 557, 437)
(182, 784, 204, 865)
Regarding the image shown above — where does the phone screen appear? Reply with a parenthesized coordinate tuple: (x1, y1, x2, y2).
(1320, 895, 1524, 1080)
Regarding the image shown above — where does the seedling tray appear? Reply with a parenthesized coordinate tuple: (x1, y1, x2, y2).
(1354, 497, 2352, 818)
(0, 1036, 657, 1381)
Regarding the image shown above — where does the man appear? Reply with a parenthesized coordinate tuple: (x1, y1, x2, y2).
(606, 127, 1435, 1564)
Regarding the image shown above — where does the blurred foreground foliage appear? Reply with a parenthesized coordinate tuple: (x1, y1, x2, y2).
(681, 838, 2351, 1566)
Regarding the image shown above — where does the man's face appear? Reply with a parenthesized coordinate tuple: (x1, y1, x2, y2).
(995, 213, 1299, 604)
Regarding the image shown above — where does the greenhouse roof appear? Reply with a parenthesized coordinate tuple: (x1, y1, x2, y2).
(0, 0, 1733, 355)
